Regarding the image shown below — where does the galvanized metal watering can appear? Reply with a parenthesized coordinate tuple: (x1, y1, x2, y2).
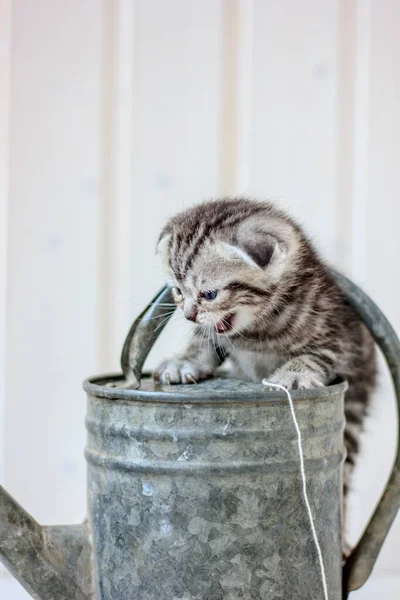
(1, 271, 399, 599)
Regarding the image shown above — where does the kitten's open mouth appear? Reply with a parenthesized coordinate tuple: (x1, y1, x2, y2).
(215, 313, 235, 334)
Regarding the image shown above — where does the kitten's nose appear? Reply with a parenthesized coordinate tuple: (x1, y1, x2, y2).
(184, 306, 198, 322)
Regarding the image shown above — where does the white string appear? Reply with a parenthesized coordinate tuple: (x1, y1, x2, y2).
(262, 380, 329, 600)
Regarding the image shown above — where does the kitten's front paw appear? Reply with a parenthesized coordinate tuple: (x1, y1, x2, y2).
(267, 369, 325, 391)
(153, 358, 214, 385)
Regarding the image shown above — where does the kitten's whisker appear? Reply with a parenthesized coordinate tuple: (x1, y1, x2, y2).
(221, 316, 251, 341)
(208, 321, 218, 365)
(194, 323, 205, 349)
(229, 324, 250, 340)
(220, 326, 237, 354)
(218, 338, 228, 361)
(131, 302, 176, 308)
(148, 302, 176, 307)
(175, 316, 199, 346)
(192, 328, 202, 341)
(202, 324, 210, 363)
(211, 323, 219, 362)
(141, 310, 176, 321)
(154, 313, 177, 332)
(213, 316, 236, 356)
(206, 322, 212, 363)
(201, 323, 208, 349)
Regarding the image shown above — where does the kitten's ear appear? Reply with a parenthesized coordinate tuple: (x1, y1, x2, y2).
(234, 219, 286, 270)
(156, 223, 172, 254)
(156, 230, 172, 272)
(156, 232, 171, 255)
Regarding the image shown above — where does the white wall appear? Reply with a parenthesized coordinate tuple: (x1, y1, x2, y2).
(1, 1, 399, 598)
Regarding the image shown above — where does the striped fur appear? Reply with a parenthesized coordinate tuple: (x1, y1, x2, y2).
(154, 198, 376, 533)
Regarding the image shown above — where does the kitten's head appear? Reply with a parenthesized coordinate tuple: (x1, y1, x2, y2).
(157, 199, 302, 335)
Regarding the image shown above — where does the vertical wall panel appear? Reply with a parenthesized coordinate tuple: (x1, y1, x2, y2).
(5, 0, 103, 524)
(336, 0, 357, 274)
(249, 0, 340, 263)
(99, 0, 136, 372)
(0, 0, 13, 586)
(128, 0, 225, 370)
(219, 0, 255, 195)
(364, 0, 400, 332)
(0, 0, 12, 484)
(350, 0, 372, 288)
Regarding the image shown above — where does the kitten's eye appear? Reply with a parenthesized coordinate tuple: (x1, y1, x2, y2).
(201, 290, 218, 301)
(172, 287, 183, 301)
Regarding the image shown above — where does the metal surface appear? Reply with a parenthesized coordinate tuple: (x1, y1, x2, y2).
(332, 270, 400, 597)
(84, 375, 346, 599)
(0, 269, 399, 599)
(118, 287, 174, 390)
(0, 486, 92, 599)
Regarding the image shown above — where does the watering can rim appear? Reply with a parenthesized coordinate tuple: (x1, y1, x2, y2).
(83, 371, 348, 404)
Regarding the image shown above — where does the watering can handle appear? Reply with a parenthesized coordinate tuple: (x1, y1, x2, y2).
(119, 286, 175, 388)
(331, 270, 400, 597)
(120, 271, 400, 596)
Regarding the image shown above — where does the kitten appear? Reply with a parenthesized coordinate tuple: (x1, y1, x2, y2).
(154, 198, 376, 510)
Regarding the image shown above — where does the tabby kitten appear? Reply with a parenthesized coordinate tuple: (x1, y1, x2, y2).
(154, 198, 376, 504)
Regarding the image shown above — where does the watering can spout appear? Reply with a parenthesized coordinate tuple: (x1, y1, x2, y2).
(0, 485, 93, 600)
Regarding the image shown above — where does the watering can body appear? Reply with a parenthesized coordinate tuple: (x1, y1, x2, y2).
(85, 375, 345, 600)
(1, 271, 400, 599)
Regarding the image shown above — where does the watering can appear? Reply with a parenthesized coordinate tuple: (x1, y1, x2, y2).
(1, 271, 399, 599)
